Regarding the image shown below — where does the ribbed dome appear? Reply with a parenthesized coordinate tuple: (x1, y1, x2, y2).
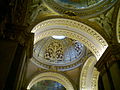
(33, 37, 85, 65)
(54, 0, 103, 9)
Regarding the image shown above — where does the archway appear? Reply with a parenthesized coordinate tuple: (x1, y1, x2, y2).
(116, 8, 120, 43)
(30, 18, 108, 90)
(30, 80, 66, 90)
(31, 18, 108, 60)
(27, 72, 74, 90)
(80, 56, 99, 90)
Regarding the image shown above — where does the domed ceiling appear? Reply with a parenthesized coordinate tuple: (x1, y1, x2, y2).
(54, 0, 103, 9)
(44, 0, 117, 18)
(32, 36, 86, 71)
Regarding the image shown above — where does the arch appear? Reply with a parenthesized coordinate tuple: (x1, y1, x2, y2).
(27, 72, 74, 90)
(80, 56, 99, 90)
(31, 18, 108, 60)
(116, 8, 120, 43)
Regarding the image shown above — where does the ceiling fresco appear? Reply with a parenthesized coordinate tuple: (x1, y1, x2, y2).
(30, 80, 66, 90)
(44, 0, 117, 18)
(54, 0, 103, 9)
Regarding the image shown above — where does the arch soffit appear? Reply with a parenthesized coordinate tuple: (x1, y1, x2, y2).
(117, 8, 120, 43)
(80, 56, 99, 90)
(27, 72, 74, 90)
(31, 18, 108, 60)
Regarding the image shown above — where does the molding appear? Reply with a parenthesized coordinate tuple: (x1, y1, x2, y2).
(31, 55, 87, 71)
(80, 56, 99, 90)
(43, 0, 117, 18)
(91, 68, 99, 90)
(27, 72, 74, 90)
(116, 8, 120, 43)
(32, 18, 108, 60)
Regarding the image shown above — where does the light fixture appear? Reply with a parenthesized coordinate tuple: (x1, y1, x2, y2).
(52, 35, 66, 39)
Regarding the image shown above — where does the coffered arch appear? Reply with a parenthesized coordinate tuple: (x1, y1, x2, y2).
(80, 56, 99, 90)
(31, 18, 108, 60)
(117, 8, 120, 43)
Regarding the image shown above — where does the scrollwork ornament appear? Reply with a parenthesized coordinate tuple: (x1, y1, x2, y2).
(89, 7, 115, 38)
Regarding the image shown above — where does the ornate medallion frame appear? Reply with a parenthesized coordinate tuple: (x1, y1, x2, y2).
(43, 0, 117, 18)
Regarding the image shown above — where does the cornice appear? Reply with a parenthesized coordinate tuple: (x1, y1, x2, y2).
(80, 56, 99, 90)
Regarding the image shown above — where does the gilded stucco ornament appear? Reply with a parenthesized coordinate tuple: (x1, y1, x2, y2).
(91, 68, 99, 90)
(26, 0, 53, 23)
(89, 7, 115, 38)
(43, 0, 117, 18)
(44, 41, 64, 62)
(80, 56, 99, 90)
